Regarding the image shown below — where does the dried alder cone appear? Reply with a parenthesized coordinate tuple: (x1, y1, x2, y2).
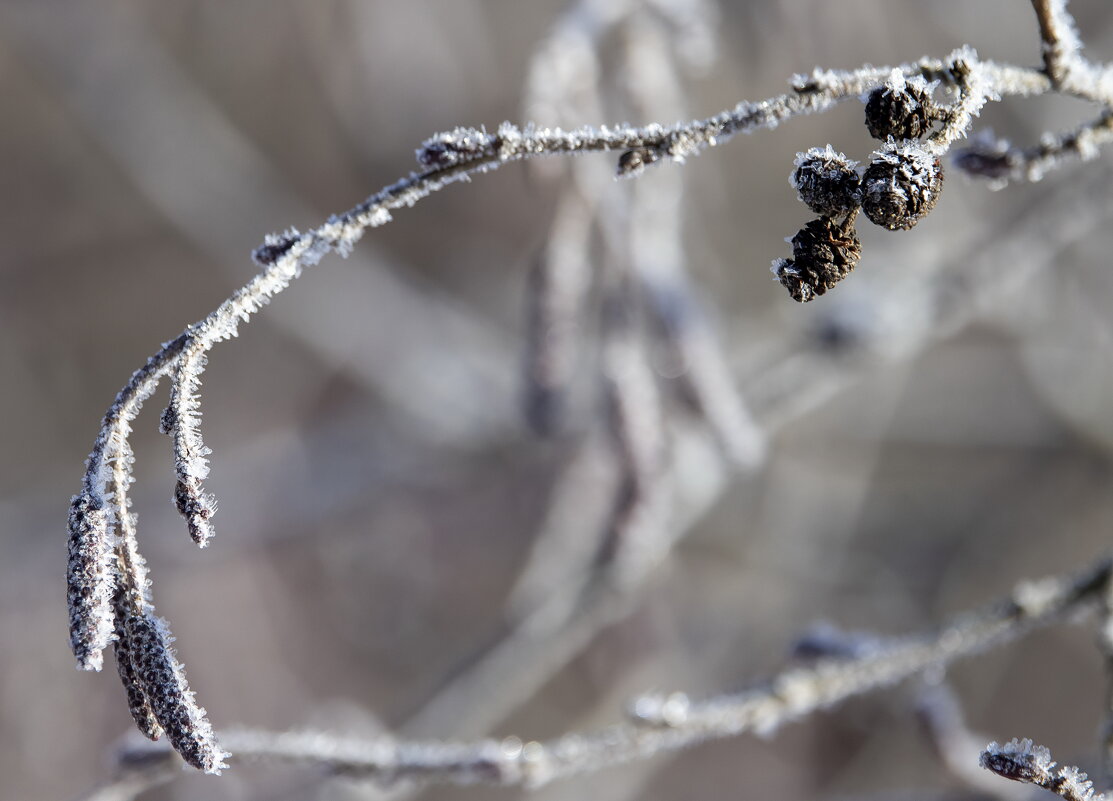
(774, 216, 863, 303)
(773, 72, 952, 301)
(861, 145, 945, 231)
(864, 79, 938, 141)
(792, 146, 861, 217)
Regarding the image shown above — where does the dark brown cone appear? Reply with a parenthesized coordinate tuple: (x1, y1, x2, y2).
(865, 83, 935, 141)
(792, 151, 861, 216)
(862, 152, 944, 231)
(775, 218, 862, 302)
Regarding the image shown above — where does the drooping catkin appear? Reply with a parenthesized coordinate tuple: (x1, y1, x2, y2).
(173, 477, 217, 547)
(67, 492, 117, 672)
(112, 591, 164, 741)
(125, 612, 228, 773)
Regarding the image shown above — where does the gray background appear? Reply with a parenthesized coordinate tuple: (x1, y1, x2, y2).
(2, 2, 1112, 799)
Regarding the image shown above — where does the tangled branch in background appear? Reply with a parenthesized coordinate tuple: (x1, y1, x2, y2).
(68, 0, 1113, 793)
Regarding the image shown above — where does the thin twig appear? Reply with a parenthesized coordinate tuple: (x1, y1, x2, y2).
(1031, 0, 1084, 86)
(954, 112, 1113, 188)
(1029, 0, 1113, 104)
(105, 557, 1111, 791)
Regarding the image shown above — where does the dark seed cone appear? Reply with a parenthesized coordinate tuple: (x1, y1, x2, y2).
(862, 146, 944, 231)
(774, 217, 862, 302)
(791, 146, 861, 216)
(865, 82, 935, 141)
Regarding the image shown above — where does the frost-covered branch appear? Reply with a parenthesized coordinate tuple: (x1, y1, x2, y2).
(67, 0, 1113, 779)
(954, 112, 1113, 188)
(88, 556, 1110, 798)
(1032, 0, 1084, 85)
(1030, 0, 1113, 104)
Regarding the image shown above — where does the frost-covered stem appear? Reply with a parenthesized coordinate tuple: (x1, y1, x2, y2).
(166, 349, 217, 546)
(113, 49, 1051, 557)
(1030, 0, 1113, 105)
(924, 51, 998, 156)
(982, 738, 1108, 801)
(955, 112, 1113, 187)
(111, 557, 1111, 791)
(69, 333, 187, 671)
(1031, 0, 1084, 86)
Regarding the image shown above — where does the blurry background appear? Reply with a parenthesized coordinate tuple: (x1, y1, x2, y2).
(2, 1, 1113, 799)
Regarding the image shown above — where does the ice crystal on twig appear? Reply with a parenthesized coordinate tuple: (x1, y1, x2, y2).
(417, 127, 498, 169)
(981, 738, 1055, 784)
(981, 739, 1107, 801)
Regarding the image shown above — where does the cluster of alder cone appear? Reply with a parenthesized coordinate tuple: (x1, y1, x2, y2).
(774, 77, 948, 302)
